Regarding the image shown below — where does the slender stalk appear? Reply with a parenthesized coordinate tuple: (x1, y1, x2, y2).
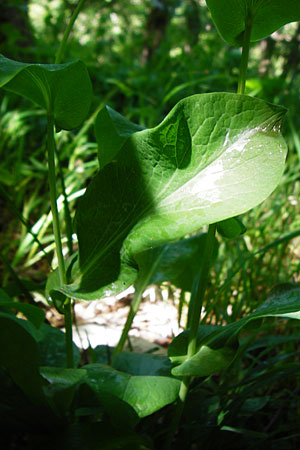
(113, 289, 143, 357)
(163, 224, 217, 449)
(47, 115, 74, 368)
(56, 149, 74, 255)
(186, 223, 217, 359)
(64, 298, 74, 368)
(54, 0, 87, 253)
(165, 15, 253, 449)
(47, 115, 67, 286)
(237, 15, 252, 95)
(55, 0, 87, 64)
(178, 289, 185, 328)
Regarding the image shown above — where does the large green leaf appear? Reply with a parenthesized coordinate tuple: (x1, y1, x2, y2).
(0, 54, 92, 130)
(170, 285, 300, 376)
(47, 93, 287, 300)
(82, 363, 180, 419)
(206, 0, 300, 46)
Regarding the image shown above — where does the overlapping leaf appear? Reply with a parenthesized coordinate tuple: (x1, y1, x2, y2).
(0, 314, 46, 404)
(135, 233, 218, 293)
(170, 285, 300, 377)
(206, 0, 300, 46)
(82, 363, 180, 419)
(0, 290, 45, 328)
(47, 92, 287, 300)
(0, 54, 92, 130)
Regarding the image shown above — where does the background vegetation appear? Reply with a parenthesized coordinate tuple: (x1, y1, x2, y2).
(1, 1, 300, 448)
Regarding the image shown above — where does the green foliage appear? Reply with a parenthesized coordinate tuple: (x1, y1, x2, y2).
(170, 286, 300, 375)
(135, 232, 218, 292)
(0, 55, 92, 130)
(217, 217, 246, 239)
(48, 93, 287, 300)
(0, 1, 300, 448)
(82, 363, 181, 419)
(206, 0, 300, 46)
(0, 289, 45, 327)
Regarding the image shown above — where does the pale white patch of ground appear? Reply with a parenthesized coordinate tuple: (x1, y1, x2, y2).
(65, 285, 187, 353)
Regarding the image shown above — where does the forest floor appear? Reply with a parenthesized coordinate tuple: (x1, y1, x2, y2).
(44, 285, 185, 354)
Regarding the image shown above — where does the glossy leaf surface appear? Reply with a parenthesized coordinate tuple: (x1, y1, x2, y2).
(206, 0, 300, 46)
(83, 363, 180, 418)
(48, 93, 287, 300)
(170, 286, 300, 376)
(0, 54, 92, 130)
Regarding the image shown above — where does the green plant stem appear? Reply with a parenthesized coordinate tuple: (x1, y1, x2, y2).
(186, 223, 217, 359)
(237, 16, 252, 94)
(55, 0, 87, 64)
(113, 289, 143, 357)
(54, 0, 87, 253)
(47, 116, 67, 286)
(163, 224, 217, 449)
(55, 149, 74, 255)
(47, 115, 74, 368)
(64, 298, 74, 368)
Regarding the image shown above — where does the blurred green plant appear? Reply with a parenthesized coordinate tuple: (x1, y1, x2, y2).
(0, 1, 300, 449)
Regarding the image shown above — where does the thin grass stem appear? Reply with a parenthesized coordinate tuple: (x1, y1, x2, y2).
(237, 15, 252, 95)
(55, 0, 87, 64)
(47, 114, 74, 368)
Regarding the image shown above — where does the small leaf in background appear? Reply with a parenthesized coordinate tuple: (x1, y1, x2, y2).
(49, 92, 287, 300)
(112, 352, 173, 376)
(0, 55, 92, 130)
(217, 217, 246, 239)
(168, 325, 228, 365)
(206, 0, 300, 46)
(96, 106, 144, 168)
(82, 363, 180, 419)
(171, 345, 235, 377)
(89, 344, 114, 364)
